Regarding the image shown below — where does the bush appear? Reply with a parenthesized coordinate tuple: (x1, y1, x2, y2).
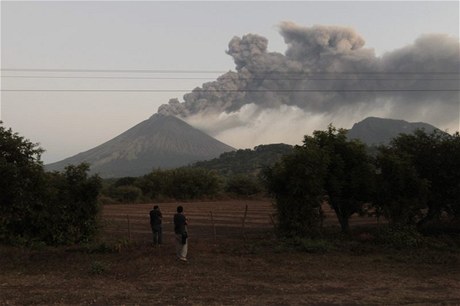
(110, 185, 142, 203)
(41, 164, 102, 244)
(376, 225, 425, 249)
(137, 167, 223, 200)
(225, 175, 262, 196)
(262, 142, 328, 237)
(286, 237, 335, 253)
(90, 260, 108, 275)
(1, 122, 102, 245)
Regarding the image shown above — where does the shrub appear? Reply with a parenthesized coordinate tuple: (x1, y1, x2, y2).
(225, 175, 262, 196)
(42, 164, 102, 244)
(287, 237, 335, 253)
(1, 122, 102, 246)
(376, 225, 425, 249)
(90, 260, 108, 275)
(261, 141, 328, 237)
(111, 185, 142, 203)
(138, 167, 223, 200)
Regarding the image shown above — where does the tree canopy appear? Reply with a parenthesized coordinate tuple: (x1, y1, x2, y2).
(0, 122, 101, 245)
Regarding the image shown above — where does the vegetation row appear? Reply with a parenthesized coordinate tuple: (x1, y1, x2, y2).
(1, 121, 459, 247)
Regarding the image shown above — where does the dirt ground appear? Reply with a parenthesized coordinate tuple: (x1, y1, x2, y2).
(1, 200, 459, 305)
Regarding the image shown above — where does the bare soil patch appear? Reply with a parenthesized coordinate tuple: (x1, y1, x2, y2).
(1, 200, 459, 305)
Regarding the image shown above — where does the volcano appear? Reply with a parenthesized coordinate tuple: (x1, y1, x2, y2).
(347, 117, 441, 146)
(46, 114, 235, 178)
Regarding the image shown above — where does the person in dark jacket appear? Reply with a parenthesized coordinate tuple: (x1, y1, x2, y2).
(173, 205, 188, 261)
(149, 205, 162, 245)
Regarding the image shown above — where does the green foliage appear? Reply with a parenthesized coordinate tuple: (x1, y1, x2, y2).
(163, 168, 222, 200)
(262, 143, 328, 237)
(136, 167, 222, 200)
(376, 225, 425, 249)
(263, 125, 375, 237)
(225, 174, 262, 196)
(90, 260, 108, 275)
(306, 125, 375, 233)
(1, 122, 102, 245)
(193, 144, 293, 177)
(113, 176, 137, 188)
(81, 242, 116, 254)
(373, 147, 428, 226)
(0, 122, 47, 242)
(135, 170, 165, 199)
(287, 237, 335, 253)
(384, 130, 460, 225)
(108, 185, 142, 203)
(40, 164, 102, 244)
(262, 125, 459, 240)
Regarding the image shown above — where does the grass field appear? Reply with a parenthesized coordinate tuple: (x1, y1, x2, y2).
(1, 200, 459, 305)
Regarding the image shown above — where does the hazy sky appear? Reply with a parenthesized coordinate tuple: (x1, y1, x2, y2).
(1, 1, 459, 163)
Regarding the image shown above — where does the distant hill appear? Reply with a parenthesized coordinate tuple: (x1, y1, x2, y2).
(192, 143, 294, 177)
(46, 114, 235, 178)
(347, 117, 441, 146)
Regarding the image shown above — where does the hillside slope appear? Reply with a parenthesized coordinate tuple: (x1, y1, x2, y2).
(46, 114, 235, 177)
(192, 143, 294, 176)
(347, 117, 441, 145)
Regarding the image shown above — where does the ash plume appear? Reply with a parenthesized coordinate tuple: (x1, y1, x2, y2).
(158, 22, 460, 147)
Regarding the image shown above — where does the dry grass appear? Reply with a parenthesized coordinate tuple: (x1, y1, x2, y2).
(1, 200, 459, 305)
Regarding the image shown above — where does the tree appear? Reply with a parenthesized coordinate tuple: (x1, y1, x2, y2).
(136, 170, 166, 200)
(225, 174, 262, 196)
(262, 144, 328, 237)
(43, 164, 102, 244)
(308, 126, 375, 233)
(137, 167, 223, 200)
(163, 168, 222, 200)
(0, 122, 47, 242)
(373, 147, 429, 226)
(263, 125, 375, 236)
(388, 130, 460, 225)
(1, 122, 102, 245)
(444, 132, 460, 221)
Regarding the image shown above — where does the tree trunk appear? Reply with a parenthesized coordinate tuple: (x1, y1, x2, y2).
(331, 202, 350, 233)
(338, 215, 350, 233)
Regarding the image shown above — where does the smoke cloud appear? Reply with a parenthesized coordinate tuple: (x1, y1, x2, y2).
(158, 22, 460, 147)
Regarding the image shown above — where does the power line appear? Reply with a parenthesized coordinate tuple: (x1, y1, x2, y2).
(1, 68, 459, 75)
(2, 75, 459, 81)
(2, 89, 459, 93)
(1, 68, 227, 74)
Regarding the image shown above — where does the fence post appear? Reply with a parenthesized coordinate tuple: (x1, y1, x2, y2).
(210, 211, 217, 242)
(241, 204, 248, 238)
(268, 213, 276, 228)
(127, 214, 131, 241)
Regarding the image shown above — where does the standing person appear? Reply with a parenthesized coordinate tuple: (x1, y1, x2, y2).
(149, 205, 162, 245)
(174, 205, 188, 262)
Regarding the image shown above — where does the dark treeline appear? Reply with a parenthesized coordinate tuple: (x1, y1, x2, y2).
(101, 126, 460, 239)
(2, 120, 459, 247)
(0, 122, 101, 245)
(262, 125, 460, 240)
(100, 144, 293, 203)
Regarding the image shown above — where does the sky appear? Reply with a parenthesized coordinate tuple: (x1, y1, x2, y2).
(1, 1, 459, 164)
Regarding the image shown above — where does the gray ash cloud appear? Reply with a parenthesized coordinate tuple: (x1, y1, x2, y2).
(158, 22, 459, 145)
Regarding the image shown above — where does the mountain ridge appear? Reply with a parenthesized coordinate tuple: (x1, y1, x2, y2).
(347, 117, 441, 146)
(46, 115, 443, 178)
(46, 114, 235, 178)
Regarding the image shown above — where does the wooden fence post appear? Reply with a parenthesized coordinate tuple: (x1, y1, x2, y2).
(210, 211, 217, 242)
(241, 204, 248, 238)
(269, 213, 276, 229)
(127, 214, 131, 241)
